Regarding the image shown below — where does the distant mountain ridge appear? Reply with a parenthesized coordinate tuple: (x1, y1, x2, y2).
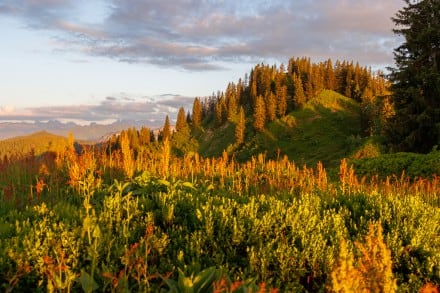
(0, 119, 162, 141)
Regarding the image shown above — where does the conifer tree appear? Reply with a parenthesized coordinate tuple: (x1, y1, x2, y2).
(139, 127, 151, 145)
(192, 98, 203, 129)
(345, 64, 353, 99)
(266, 92, 277, 122)
(276, 85, 288, 117)
(176, 107, 188, 132)
(215, 96, 227, 126)
(235, 106, 246, 145)
(226, 82, 237, 119)
(325, 58, 336, 90)
(253, 95, 266, 131)
(388, 0, 440, 152)
(304, 73, 314, 100)
(173, 107, 195, 156)
(293, 73, 306, 109)
(162, 115, 171, 141)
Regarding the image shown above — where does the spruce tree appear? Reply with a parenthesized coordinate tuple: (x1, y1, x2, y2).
(253, 95, 266, 131)
(192, 98, 203, 129)
(293, 73, 306, 109)
(139, 127, 151, 145)
(266, 92, 277, 122)
(235, 106, 246, 145)
(388, 0, 440, 152)
(162, 115, 171, 141)
(176, 107, 188, 132)
(276, 85, 288, 117)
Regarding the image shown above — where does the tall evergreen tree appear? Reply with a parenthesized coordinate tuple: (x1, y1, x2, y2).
(162, 115, 171, 141)
(293, 73, 306, 109)
(235, 106, 246, 145)
(325, 58, 336, 90)
(226, 82, 237, 119)
(215, 96, 227, 126)
(176, 107, 188, 132)
(192, 98, 203, 129)
(276, 85, 288, 117)
(139, 127, 151, 145)
(388, 0, 440, 152)
(266, 92, 277, 122)
(253, 95, 266, 132)
(345, 64, 353, 99)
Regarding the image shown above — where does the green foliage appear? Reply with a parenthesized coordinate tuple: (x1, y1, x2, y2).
(235, 90, 361, 167)
(235, 107, 246, 146)
(388, 0, 440, 152)
(192, 98, 203, 129)
(161, 267, 217, 293)
(1, 165, 439, 292)
(350, 151, 440, 179)
(253, 95, 266, 132)
(198, 122, 236, 157)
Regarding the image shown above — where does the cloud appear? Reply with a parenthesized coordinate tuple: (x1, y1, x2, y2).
(0, 0, 404, 70)
(0, 94, 194, 125)
(0, 105, 16, 114)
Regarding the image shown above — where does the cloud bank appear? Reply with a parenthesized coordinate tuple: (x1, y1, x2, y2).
(0, 94, 194, 126)
(0, 0, 403, 71)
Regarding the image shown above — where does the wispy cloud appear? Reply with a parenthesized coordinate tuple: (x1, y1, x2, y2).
(0, 0, 403, 70)
(0, 94, 194, 125)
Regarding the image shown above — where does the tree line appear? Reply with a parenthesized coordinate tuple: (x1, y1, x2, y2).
(191, 57, 391, 143)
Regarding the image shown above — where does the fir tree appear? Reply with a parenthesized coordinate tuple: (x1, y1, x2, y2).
(266, 92, 277, 122)
(162, 115, 171, 141)
(388, 0, 440, 152)
(235, 106, 246, 145)
(176, 107, 188, 132)
(192, 98, 203, 129)
(139, 127, 150, 145)
(293, 73, 306, 109)
(276, 85, 288, 117)
(253, 95, 266, 131)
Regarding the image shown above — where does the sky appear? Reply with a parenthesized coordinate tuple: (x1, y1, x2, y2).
(0, 0, 405, 125)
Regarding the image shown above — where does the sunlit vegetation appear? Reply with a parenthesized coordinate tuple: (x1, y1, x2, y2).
(1, 1, 439, 289)
(0, 134, 439, 292)
(192, 56, 392, 165)
(0, 131, 68, 159)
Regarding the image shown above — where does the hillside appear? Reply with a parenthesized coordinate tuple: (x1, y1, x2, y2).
(198, 90, 363, 168)
(0, 131, 68, 159)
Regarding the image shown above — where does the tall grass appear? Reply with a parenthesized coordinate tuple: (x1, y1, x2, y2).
(0, 142, 439, 291)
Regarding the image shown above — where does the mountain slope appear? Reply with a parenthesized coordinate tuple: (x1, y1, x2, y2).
(0, 131, 68, 158)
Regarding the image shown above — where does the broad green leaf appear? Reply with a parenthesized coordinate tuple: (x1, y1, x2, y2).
(79, 270, 98, 293)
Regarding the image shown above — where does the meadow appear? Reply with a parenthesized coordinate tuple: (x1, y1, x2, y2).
(0, 138, 439, 292)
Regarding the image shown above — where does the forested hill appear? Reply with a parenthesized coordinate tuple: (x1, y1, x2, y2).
(182, 57, 392, 165)
(101, 57, 393, 169)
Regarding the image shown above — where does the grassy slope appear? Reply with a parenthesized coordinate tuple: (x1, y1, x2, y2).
(0, 131, 68, 158)
(199, 90, 363, 168)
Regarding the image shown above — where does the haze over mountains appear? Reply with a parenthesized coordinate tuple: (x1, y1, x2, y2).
(0, 119, 156, 141)
(0, 93, 194, 140)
